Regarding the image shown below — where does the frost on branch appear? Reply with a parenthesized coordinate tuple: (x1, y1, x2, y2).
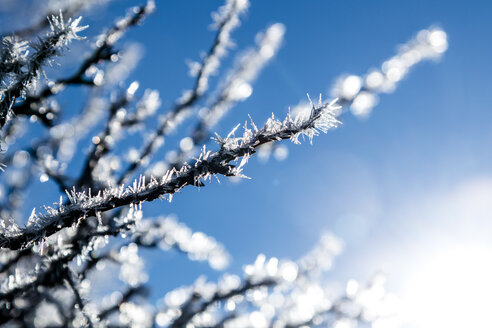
(154, 233, 397, 328)
(332, 27, 448, 118)
(261, 27, 449, 163)
(180, 0, 249, 104)
(134, 216, 231, 270)
(0, 12, 87, 129)
(0, 37, 29, 83)
(200, 23, 286, 130)
(118, 0, 248, 185)
(0, 99, 340, 251)
(167, 23, 286, 170)
(47, 12, 87, 47)
(170, 22, 288, 169)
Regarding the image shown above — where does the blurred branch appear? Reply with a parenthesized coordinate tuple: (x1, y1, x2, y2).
(118, 0, 248, 184)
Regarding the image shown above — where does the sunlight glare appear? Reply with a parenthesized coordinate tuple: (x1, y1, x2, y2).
(402, 244, 492, 328)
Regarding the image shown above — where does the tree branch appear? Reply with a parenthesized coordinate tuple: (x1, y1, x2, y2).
(0, 99, 339, 251)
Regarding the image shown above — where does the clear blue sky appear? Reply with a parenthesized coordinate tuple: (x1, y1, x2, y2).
(3, 0, 492, 326)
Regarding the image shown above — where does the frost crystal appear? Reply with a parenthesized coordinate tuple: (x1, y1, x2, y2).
(47, 12, 88, 47)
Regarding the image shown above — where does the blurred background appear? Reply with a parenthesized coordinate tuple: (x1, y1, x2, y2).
(2, 1, 492, 327)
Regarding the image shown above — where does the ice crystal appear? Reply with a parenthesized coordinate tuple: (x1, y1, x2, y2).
(47, 12, 88, 47)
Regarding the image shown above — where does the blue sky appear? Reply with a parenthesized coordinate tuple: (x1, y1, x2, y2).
(131, 1, 492, 326)
(3, 0, 492, 326)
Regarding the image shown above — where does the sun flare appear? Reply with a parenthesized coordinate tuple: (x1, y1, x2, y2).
(402, 244, 492, 328)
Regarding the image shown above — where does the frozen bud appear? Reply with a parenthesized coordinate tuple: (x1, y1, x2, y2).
(119, 302, 154, 328)
(259, 23, 285, 59)
(273, 144, 289, 161)
(179, 137, 194, 152)
(12, 150, 29, 167)
(219, 274, 241, 293)
(118, 243, 148, 286)
(127, 81, 140, 95)
(229, 80, 253, 101)
(365, 71, 385, 90)
(137, 89, 161, 118)
(279, 261, 298, 282)
(382, 58, 407, 82)
(93, 70, 104, 86)
(250, 311, 268, 328)
(187, 60, 202, 77)
(235, 0, 250, 11)
(333, 318, 357, 328)
(335, 75, 363, 100)
(265, 257, 278, 276)
(126, 148, 140, 163)
(427, 28, 448, 53)
(155, 311, 176, 327)
(165, 287, 191, 307)
(346, 279, 359, 297)
(350, 92, 378, 118)
(39, 173, 49, 183)
(209, 251, 230, 270)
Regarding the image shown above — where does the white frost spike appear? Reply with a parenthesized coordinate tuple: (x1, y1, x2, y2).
(28, 208, 37, 225)
(307, 93, 313, 107)
(48, 11, 88, 47)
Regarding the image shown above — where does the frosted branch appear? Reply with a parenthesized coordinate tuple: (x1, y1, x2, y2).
(200, 23, 285, 132)
(11, 1, 155, 127)
(0, 99, 339, 250)
(332, 26, 448, 118)
(134, 216, 231, 270)
(0, 0, 111, 39)
(163, 23, 286, 171)
(157, 233, 393, 328)
(119, 0, 249, 184)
